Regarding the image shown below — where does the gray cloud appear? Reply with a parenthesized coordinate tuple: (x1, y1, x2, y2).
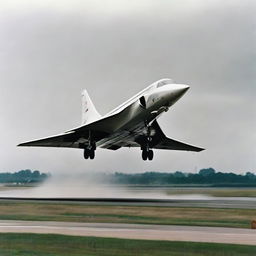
(0, 0, 255, 174)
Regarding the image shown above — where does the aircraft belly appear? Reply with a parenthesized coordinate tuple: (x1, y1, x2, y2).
(97, 103, 161, 149)
(89, 96, 175, 150)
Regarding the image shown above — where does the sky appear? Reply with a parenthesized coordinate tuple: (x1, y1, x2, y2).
(0, 0, 255, 174)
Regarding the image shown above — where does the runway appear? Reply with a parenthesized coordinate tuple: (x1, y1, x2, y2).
(0, 220, 256, 245)
(1, 197, 256, 209)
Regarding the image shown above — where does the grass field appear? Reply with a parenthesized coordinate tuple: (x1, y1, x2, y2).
(165, 188, 256, 197)
(0, 201, 255, 228)
(0, 233, 255, 256)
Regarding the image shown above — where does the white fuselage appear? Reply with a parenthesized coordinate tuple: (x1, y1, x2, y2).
(97, 79, 190, 149)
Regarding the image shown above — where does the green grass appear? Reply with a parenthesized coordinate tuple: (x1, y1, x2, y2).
(0, 233, 255, 256)
(165, 188, 256, 197)
(0, 214, 250, 229)
(0, 201, 255, 228)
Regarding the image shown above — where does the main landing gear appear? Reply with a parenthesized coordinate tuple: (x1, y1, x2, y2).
(83, 131, 96, 160)
(142, 148, 154, 161)
(84, 146, 95, 160)
(141, 122, 154, 161)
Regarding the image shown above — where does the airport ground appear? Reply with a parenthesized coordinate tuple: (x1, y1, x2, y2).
(1, 233, 256, 256)
(0, 199, 255, 228)
(4, 184, 256, 197)
(164, 187, 256, 197)
(0, 187, 256, 255)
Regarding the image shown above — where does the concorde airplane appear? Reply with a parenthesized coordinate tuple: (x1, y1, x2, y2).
(18, 79, 204, 160)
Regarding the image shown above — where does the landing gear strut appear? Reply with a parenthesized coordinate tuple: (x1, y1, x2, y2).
(141, 122, 154, 161)
(83, 131, 96, 160)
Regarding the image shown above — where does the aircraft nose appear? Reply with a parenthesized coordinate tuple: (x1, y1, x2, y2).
(155, 83, 190, 106)
(165, 84, 190, 103)
(171, 84, 190, 97)
(175, 84, 190, 92)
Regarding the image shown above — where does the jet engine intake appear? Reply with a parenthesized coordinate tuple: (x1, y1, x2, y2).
(139, 96, 146, 108)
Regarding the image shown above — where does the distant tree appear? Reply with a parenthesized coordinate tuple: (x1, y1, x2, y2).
(0, 170, 49, 183)
(104, 170, 256, 186)
(246, 172, 255, 177)
(173, 171, 185, 178)
(199, 168, 216, 177)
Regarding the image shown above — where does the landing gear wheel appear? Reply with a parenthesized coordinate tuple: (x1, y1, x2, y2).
(148, 150, 154, 160)
(142, 150, 147, 161)
(83, 149, 89, 159)
(84, 148, 95, 160)
(89, 150, 95, 159)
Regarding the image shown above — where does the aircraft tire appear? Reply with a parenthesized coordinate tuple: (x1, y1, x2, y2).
(84, 149, 89, 159)
(148, 150, 154, 160)
(89, 150, 95, 159)
(142, 150, 147, 161)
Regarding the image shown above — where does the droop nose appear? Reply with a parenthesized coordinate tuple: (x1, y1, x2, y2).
(153, 83, 190, 107)
(163, 84, 190, 104)
(170, 84, 190, 98)
(175, 84, 190, 93)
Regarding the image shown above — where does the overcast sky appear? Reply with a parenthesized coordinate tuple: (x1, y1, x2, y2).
(0, 0, 255, 174)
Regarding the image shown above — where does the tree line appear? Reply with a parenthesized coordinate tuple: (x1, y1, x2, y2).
(1, 168, 256, 186)
(0, 169, 49, 183)
(106, 168, 256, 186)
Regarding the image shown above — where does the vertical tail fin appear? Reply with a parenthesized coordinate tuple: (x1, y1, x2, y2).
(81, 89, 101, 125)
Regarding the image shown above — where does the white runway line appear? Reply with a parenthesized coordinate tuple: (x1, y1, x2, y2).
(0, 221, 256, 245)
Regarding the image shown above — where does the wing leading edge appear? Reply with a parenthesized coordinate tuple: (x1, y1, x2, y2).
(17, 131, 84, 149)
(17, 106, 129, 149)
(18, 120, 204, 152)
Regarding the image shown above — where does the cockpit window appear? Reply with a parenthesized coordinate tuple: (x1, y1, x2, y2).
(157, 79, 174, 88)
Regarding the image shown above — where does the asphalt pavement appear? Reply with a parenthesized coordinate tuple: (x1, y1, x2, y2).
(0, 220, 256, 245)
(1, 197, 256, 209)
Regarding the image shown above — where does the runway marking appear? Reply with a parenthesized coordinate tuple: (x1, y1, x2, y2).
(0, 220, 256, 245)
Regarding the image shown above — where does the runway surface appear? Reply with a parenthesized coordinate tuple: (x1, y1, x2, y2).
(0, 220, 256, 245)
(0, 197, 256, 209)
